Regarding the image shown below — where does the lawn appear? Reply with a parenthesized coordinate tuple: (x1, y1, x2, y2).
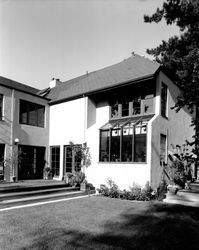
(0, 196, 199, 250)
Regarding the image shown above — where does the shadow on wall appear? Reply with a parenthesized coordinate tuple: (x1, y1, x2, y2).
(27, 202, 199, 250)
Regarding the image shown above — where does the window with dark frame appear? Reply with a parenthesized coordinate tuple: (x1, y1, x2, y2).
(161, 83, 168, 117)
(19, 100, 45, 127)
(50, 146, 60, 176)
(99, 121, 147, 163)
(0, 94, 3, 120)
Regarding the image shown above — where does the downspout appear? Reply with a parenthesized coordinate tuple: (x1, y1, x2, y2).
(147, 73, 161, 186)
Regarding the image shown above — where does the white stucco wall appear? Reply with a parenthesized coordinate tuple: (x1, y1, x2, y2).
(85, 99, 151, 190)
(150, 72, 195, 187)
(49, 97, 86, 180)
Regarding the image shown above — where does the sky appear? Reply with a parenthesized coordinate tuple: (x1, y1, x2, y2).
(0, 0, 180, 90)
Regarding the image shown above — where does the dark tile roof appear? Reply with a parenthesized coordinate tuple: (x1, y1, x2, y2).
(47, 54, 160, 104)
(0, 76, 39, 95)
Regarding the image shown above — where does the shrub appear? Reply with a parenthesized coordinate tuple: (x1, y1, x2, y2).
(98, 179, 156, 201)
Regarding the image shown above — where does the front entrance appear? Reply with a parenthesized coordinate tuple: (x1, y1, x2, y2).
(63, 145, 81, 174)
(18, 145, 46, 180)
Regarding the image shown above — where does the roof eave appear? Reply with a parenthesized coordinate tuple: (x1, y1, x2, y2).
(49, 72, 158, 106)
(0, 83, 51, 101)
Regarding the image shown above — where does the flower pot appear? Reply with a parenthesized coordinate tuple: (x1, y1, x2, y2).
(167, 185, 178, 195)
(80, 182, 86, 191)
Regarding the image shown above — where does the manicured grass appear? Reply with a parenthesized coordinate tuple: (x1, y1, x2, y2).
(0, 196, 199, 249)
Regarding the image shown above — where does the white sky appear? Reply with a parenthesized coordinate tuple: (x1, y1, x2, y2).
(0, 0, 179, 90)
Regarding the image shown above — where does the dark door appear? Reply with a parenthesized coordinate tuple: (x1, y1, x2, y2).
(18, 145, 45, 180)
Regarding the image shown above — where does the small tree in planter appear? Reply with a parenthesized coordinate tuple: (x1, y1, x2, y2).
(65, 142, 91, 190)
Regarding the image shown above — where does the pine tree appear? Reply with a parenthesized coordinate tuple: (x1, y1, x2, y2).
(144, 0, 199, 155)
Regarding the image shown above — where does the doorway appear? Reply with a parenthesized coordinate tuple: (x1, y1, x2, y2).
(63, 145, 81, 174)
(18, 145, 46, 180)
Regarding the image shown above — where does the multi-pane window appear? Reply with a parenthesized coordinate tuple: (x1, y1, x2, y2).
(100, 121, 147, 163)
(160, 134, 167, 164)
(0, 94, 3, 120)
(51, 146, 60, 176)
(161, 83, 168, 117)
(110, 95, 154, 119)
(19, 100, 45, 127)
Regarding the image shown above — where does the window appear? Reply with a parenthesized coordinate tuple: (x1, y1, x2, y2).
(161, 83, 168, 117)
(110, 95, 154, 120)
(19, 100, 45, 127)
(160, 134, 167, 164)
(132, 97, 141, 115)
(110, 101, 119, 119)
(64, 145, 82, 173)
(0, 94, 3, 120)
(51, 146, 60, 176)
(99, 120, 147, 163)
(0, 144, 5, 177)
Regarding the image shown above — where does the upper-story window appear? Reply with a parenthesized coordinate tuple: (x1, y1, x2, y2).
(110, 95, 153, 119)
(0, 94, 3, 120)
(19, 100, 45, 127)
(161, 83, 168, 118)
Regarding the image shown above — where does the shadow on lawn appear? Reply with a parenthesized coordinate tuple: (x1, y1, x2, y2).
(28, 202, 199, 250)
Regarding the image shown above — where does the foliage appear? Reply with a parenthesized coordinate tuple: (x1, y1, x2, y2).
(69, 141, 91, 169)
(144, 0, 199, 155)
(43, 166, 52, 180)
(65, 171, 86, 187)
(98, 179, 156, 201)
(168, 144, 195, 188)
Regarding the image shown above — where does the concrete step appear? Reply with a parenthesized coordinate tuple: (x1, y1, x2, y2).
(0, 186, 79, 201)
(190, 182, 199, 191)
(0, 182, 68, 193)
(164, 187, 199, 207)
(0, 189, 96, 209)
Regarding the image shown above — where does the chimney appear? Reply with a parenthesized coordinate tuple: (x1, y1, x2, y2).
(49, 78, 61, 88)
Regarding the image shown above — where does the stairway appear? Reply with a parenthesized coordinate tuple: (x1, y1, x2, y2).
(0, 181, 95, 209)
(164, 182, 199, 207)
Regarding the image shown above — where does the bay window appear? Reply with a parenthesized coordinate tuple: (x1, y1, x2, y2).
(99, 120, 147, 163)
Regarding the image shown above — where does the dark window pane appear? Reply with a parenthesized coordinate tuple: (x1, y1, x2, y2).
(19, 100, 45, 127)
(121, 100, 129, 117)
(111, 102, 119, 118)
(50, 146, 60, 176)
(160, 134, 167, 163)
(122, 127, 133, 162)
(38, 107, 45, 127)
(29, 103, 37, 126)
(100, 130, 110, 161)
(134, 124, 146, 162)
(132, 97, 141, 115)
(0, 94, 3, 119)
(110, 129, 120, 162)
(161, 83, 167, 117)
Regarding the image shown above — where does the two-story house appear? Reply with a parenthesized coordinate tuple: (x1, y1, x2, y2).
(0, 76, 49, 182)
(47, 54, 194, 189)
(0, 54, 194, 188)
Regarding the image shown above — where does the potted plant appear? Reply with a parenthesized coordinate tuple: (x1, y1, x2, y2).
(43, 166, 52, 180)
